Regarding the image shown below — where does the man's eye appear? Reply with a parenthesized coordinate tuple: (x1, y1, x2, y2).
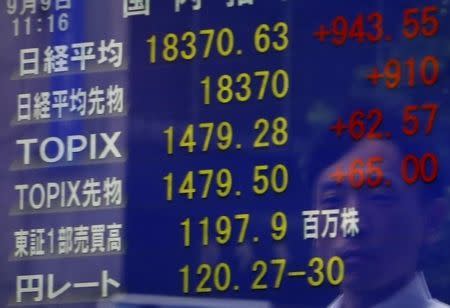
(320, 195, 343, 206)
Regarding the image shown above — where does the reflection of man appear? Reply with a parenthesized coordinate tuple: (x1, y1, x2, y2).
(310, 137, 448, 308)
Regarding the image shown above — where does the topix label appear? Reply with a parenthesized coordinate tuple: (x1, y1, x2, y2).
(16, 131, 123, 165)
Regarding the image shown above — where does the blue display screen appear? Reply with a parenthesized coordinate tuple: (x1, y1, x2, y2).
(1, 1, 450, 307)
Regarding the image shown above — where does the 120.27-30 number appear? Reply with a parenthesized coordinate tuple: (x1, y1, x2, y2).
(180, 257, 344, 294)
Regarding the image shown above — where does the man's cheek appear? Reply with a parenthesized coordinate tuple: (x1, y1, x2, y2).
(316, 239, 339, 258)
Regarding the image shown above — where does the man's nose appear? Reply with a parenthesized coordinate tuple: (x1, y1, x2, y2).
(344, 192, 371, 239)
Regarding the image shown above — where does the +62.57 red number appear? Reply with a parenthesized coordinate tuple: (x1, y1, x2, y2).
(330, 104, 439, 140)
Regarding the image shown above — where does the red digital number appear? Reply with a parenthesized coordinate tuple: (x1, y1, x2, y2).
(330, 109, 384, 140)
(348, 109, 384, 140)
(331, 16, 349, 46)
(315, 13, 385, 46)
(348, 15, 365, 43)
(333, 157, 385, 189)
(366, 12, 384, 43)
(402, 103, 439, 136)
(369, 56, 439, 89)
(403, 6, 440, 40)
(348, 157, 384, 189)
(401, 153, 439, 185)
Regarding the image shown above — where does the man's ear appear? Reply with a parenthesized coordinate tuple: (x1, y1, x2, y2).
(423, 197, 448, 245)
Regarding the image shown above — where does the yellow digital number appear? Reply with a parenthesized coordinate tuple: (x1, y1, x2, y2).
(271, 69, 290, 99)
(235, 73, 252, 102)
(254, 24, 271, 53)
(307, 257, 325, 287)
(201, 76, 211, 105)
(180, 263, 232, 294)
(327, 256, 345, 286)
(272, 117, 289, 146)
(166, 169, 233, 201)
(146, 27, 242, 64)
(199, 217, 210, 246)
(216, 216, 232, 244)
(179, 171, 196, 199)
(181, 31, 197, 60)
(251, 260, 268, 290)
(164, 126, 174, 155)
(196, 264, 213, 293)
(162, 33, 179, 62)
(235, 214, 250, 243)
(214, 263, 232, 292)
(184, 214, 250, 247)
(254, 70, 270, 100)
(270, 164, 289, 193)
(198, 123, 214, 152)
(216, 168, 233, 197)
(147, 35, 157, 63)
(163, 173, 173, 201)
(202, 70, 289, 105)
(198, 169, 214, 198)
(253, 119, 271, 148)
(271, 211, 287, 241)
(253, 165, 270, 194)
(252, 164, 289, 195)
(179, 124, 196, 153)
(199, 168, 233, 199)
(166, 122, 234, 154)
(216, 122, 233, 150)
(251, 259, 286, 290)
(271, 259, 287, 288)
(254, 22, 289, 53)
(273, 22, 289, 51)
(307, 257, 345, 287)
(216, 28, 235, 56)
(217, 75, 234, 104)
(253, 117, 289, 148)
(180, 265, 190, 293)
(180, 218, 191, 247)
(199, 29, 215, 58)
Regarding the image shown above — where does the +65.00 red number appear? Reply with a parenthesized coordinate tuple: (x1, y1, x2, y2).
(330, 154, 439, 188)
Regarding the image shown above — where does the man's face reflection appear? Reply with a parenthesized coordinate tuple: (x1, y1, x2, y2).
(315, 140, 426, 292)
